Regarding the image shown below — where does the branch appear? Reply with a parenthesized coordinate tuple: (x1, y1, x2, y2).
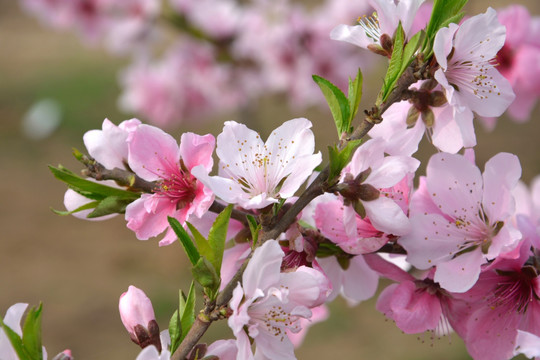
(79, 155, 157, 193)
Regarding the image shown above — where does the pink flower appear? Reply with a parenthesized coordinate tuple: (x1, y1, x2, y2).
(125, 124, 215, 246)
(455, 252, 540, 360)
(228, 240, 329, 360)
(340, 138, 419, 235)
(366, 254, 459, 335)
(330, 0, 425, 52)
(400, 152, 522, 292)
(433, 7, 515, 140)
(193, 118, 321, 210)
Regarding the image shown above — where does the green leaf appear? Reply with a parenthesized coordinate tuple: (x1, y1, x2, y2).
(49, 165, 139, 200)
(0, 318, 29, 360)
(51, 201, 99, 216)
(347, 68, 363, 123)
(328, 139, 363, 183)
(192, 257, 220, 293)
(400, 30, 424, 74)
(168, 309, 181, 354)
(22, 304, 43, 360)
(381, 22, 405, 103)
(185, 222, 213, 261)
(179, 282, 196, 342)
(207, 204, 233, 276)
(423, 0, 467, 54)
(246, 214, 260, 247)
(87, 196, 132, 218)
(168, 217, 200, 265)
(312, 75, 351, 136)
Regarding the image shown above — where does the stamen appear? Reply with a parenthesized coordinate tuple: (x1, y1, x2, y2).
(357, 13, 381, 42)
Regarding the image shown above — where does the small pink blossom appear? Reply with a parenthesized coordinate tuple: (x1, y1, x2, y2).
(433, 8, 515, 128)
(400, 152, 522, 292)
(228, 240, 329, 360)
(193, 118, 321, 210)
(125, 125, 215, 246)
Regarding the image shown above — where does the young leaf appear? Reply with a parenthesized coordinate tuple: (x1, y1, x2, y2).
(168, 217, 200, 265)
(185, 222, 213, 261)
(400, 30, 424, 74)
(423, 0, 467, 54)
(328, 139, 363, 183)
(207, 204, 233, 276)
(246, 214, 260, 247)
(22, 304, 43, 360)
(0, 318, 29, 360)
(49, 165, 139, 200)
(51, 201, 99, 216)
(312, 75, 351, 136)
(179, 282, 196, 343)
(381, 22, 405, 102)
(192, 257, 220, 292)
(87, 196, 133, 218)
(168, 309, 181, 354)
(348, 68, 363, 123)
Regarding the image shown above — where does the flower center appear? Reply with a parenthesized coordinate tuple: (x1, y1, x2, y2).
(157, 166, 197, 209)
(357, 13, 381, 42)
(491, 268, 538, 314)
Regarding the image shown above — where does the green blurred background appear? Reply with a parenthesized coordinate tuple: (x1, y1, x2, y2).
(1, 0, 539, 358)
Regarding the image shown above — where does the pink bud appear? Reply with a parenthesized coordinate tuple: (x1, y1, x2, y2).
(119, 286, 161, 352)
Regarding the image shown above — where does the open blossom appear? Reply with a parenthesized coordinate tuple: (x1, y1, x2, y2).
(193, 118, 321, 210)
(433, 7, 515, 143)
(125, 125, 215, 246)
(228, 240, 329, 360)
(400, 152, 522, 293)
(330, 0, 425, 53)
(453, 229, 540, 360)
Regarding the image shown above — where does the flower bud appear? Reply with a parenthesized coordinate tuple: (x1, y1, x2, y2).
(119, 286, 161, 352)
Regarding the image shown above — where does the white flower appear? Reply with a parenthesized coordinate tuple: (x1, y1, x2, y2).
(193, 118, 321, 209)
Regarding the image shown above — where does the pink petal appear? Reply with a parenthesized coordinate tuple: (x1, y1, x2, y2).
(128, 124, 180, 182)
(482, 152, 521, 221)
(363, 196, 411, 235)
(426, 152, 483, 219)
(179, 132, 215, 172)
(242, 240, 283, 298)
(434, 249, 485, 293)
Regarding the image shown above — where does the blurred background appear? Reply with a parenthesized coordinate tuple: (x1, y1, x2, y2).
(1, 0, 540, 359)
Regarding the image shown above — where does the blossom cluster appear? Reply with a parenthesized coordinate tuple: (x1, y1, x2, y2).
(4, 1, 540, 360)
(20, 0, 376, 126)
